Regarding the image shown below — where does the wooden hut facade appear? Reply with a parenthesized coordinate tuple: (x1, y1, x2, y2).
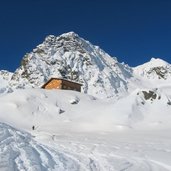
(41, 78, 82, 92)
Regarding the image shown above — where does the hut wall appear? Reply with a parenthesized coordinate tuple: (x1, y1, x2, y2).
(62, 80, 81, 92)
(44, 79, 62, 89)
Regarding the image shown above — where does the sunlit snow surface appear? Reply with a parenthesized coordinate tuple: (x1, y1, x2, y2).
(1, 123, 171, 171)
(0, 89, 171, 171)
(1, 32, 171, 170)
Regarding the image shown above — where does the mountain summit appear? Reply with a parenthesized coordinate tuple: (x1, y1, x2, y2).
(133, 58, 171, 81)
(9, 32, 132, 98)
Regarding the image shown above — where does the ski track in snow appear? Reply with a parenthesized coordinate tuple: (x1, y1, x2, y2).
(40, 132, 171, 171)
(1, 122, 171, 171)
(32, 130, 171, 171)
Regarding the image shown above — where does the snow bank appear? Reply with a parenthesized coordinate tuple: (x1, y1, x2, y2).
(0, 88, 171, 134)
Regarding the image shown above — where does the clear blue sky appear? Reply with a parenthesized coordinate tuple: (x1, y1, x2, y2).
(0, 0, 171, 71)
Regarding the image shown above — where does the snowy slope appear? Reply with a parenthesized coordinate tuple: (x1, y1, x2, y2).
(1, 122, 171, 171)
(0, 88, 171, 133)
(9, 32, 132, 99)
(0, 122, 104, 171)
(1, 32, 171, 170)
(0, 88, 171, 170)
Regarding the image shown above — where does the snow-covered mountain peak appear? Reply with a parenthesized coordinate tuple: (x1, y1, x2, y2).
(149, 57, 169, 66)
(40, 31, 101, 56)
(59, 31, 79, 38)
(44, 31, 79, 45)
(135, 58, 169, 70)
(8, 32, 133, 99)
(134, 57, 171, 81)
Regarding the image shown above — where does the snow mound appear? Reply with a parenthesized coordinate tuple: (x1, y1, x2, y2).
(0, 88, 129, 132)
(0, 88, 171, 133)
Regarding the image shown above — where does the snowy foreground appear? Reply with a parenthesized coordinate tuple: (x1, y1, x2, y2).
(1, 123, 171, 171)
(0, 89, 171, 171)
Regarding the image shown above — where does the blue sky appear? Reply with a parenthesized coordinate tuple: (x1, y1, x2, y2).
(0, 0, 171, 71)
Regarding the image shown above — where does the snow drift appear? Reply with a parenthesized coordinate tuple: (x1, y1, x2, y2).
(0, 88, 171, 133)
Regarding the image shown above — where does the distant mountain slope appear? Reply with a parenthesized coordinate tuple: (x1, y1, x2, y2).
(133, 58, 171, 81)
(9, 32, 132, 98)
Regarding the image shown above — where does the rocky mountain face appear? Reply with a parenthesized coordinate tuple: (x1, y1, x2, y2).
(0, 70, 12, 80)
(8, 32, 133, 98)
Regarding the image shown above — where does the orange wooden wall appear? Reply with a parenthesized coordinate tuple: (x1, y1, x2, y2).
(43, 79, 81, 92)
(44, 79, 62, 89)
